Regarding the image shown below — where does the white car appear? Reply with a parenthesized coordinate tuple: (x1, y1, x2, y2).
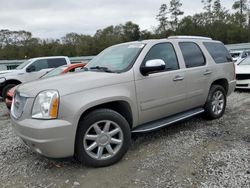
(0, 56, 71, 98)
(236, 57, 250, 89)
(230, 50, 250, 64)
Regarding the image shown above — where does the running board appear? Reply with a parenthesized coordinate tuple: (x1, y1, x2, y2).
(132, 108, 204, 133)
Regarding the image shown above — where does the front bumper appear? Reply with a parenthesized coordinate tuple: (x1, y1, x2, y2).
(11, 117, 75, 158)
(236, 79, 250, 89)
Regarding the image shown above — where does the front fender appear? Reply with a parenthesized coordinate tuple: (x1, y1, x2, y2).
(59, 81, 138, 133)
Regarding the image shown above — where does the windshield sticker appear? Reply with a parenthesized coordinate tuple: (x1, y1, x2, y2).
(128, 44, 145, 49)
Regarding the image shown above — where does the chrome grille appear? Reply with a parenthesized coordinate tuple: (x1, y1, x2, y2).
(11, 91, 27, 119)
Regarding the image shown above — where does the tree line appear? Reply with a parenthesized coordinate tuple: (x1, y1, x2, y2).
(0, 0, 250, 60)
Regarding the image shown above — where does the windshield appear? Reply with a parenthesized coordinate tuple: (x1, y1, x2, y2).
(86, 43, 145, 72)
(42, 66, 66, 78)
(239, 58, 250, 65)
(16, 59, 32, 70)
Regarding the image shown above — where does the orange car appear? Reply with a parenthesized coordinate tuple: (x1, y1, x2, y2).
(5, 63, 86, 109)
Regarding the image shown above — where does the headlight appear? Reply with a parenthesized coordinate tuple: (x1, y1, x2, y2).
(32, 90, 59, 119)
(0, 77, 6, 84)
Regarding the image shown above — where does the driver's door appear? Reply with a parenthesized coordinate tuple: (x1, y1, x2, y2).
(135, 42, 188, 124)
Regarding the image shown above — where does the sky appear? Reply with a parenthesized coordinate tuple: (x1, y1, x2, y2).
(0, 0, 235, 39)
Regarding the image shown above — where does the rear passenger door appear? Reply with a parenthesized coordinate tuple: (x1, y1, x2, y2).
(178, 42, 211, 109)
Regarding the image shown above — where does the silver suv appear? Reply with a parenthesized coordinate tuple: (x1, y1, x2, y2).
(11, 36, 236, 167)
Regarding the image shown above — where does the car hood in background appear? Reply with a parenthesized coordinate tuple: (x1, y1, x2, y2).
(17, 71, 133, 97)
(0, 69, 23, 76)
(236, 65, 250, 74)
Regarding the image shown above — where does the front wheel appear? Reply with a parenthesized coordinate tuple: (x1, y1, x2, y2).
(75, 109, 131, 167)
(204, 85, 227, 120)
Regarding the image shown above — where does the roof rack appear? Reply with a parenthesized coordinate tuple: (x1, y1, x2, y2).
(168, 36, 212, 40)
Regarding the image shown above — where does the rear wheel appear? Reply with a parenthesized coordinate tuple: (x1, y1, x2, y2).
(204, 85, 227, 119)
(75, 109, 131, 167)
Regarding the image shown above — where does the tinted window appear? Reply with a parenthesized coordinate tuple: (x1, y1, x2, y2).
(48, 58, 67, 68)
(179, 42, 206, 68)
(32, 59, 49, 71)
(143, 43, 179, 71)
(204, 42, 232, 63)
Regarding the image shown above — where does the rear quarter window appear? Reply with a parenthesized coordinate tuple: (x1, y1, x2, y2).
(48, 58, 67, 68)
(203, 42, 232, 64)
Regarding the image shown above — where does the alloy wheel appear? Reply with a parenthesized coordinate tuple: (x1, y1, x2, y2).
(211, 90, 225, 115)
(83, 120, 123, 160)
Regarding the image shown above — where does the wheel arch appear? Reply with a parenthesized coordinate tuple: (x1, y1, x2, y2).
(77, 100, 134, 130)
(210, 78, 229, 94)
(0, 79, 22, 97)
(74, 100, 134, 157)
(4, 79, 22, 86)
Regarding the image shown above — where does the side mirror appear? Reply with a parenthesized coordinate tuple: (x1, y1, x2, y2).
(140, 59, 166, 76)
(26, 65, 36, 73)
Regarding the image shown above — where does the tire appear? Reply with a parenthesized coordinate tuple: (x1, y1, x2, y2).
(6, 104, 11, 110)
(2, 84, 16, 100)
(75, 109, 131, 167)
(203, 85, 227, 120)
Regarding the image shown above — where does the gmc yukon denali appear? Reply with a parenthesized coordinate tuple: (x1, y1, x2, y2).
(11, 36, 236, 167)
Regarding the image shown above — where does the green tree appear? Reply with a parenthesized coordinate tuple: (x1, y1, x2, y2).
(122, 21, 140, 41)
(169, 0, 184, 30)
(93, 25, 123, 53)
(156, 4, 170, 34)
(140, 30, 155, 40)
(232, 0, 248, 27)
(213, 0, 228, 21)
(202, 0, 214, 23)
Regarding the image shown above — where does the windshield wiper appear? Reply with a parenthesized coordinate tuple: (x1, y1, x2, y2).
(89, 66, 115, 73)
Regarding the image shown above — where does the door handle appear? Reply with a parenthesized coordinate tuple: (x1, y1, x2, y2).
(173, 75, 184, 81)
(204, 70, 212, 75)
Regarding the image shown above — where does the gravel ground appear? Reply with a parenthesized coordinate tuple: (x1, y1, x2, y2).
(0, 91, 249, 188)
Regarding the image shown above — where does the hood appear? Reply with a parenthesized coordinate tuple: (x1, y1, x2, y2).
(0, 69, 23, 77)
(17, 71, 133, 97)
(236, 65, 250, 74)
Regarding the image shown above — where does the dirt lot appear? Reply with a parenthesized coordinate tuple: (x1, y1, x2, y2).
(0, 91, 249, 188)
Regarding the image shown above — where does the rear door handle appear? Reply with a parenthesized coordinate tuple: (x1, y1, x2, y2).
(173, 75, 184, 81)
(204, 70, 212, 75)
